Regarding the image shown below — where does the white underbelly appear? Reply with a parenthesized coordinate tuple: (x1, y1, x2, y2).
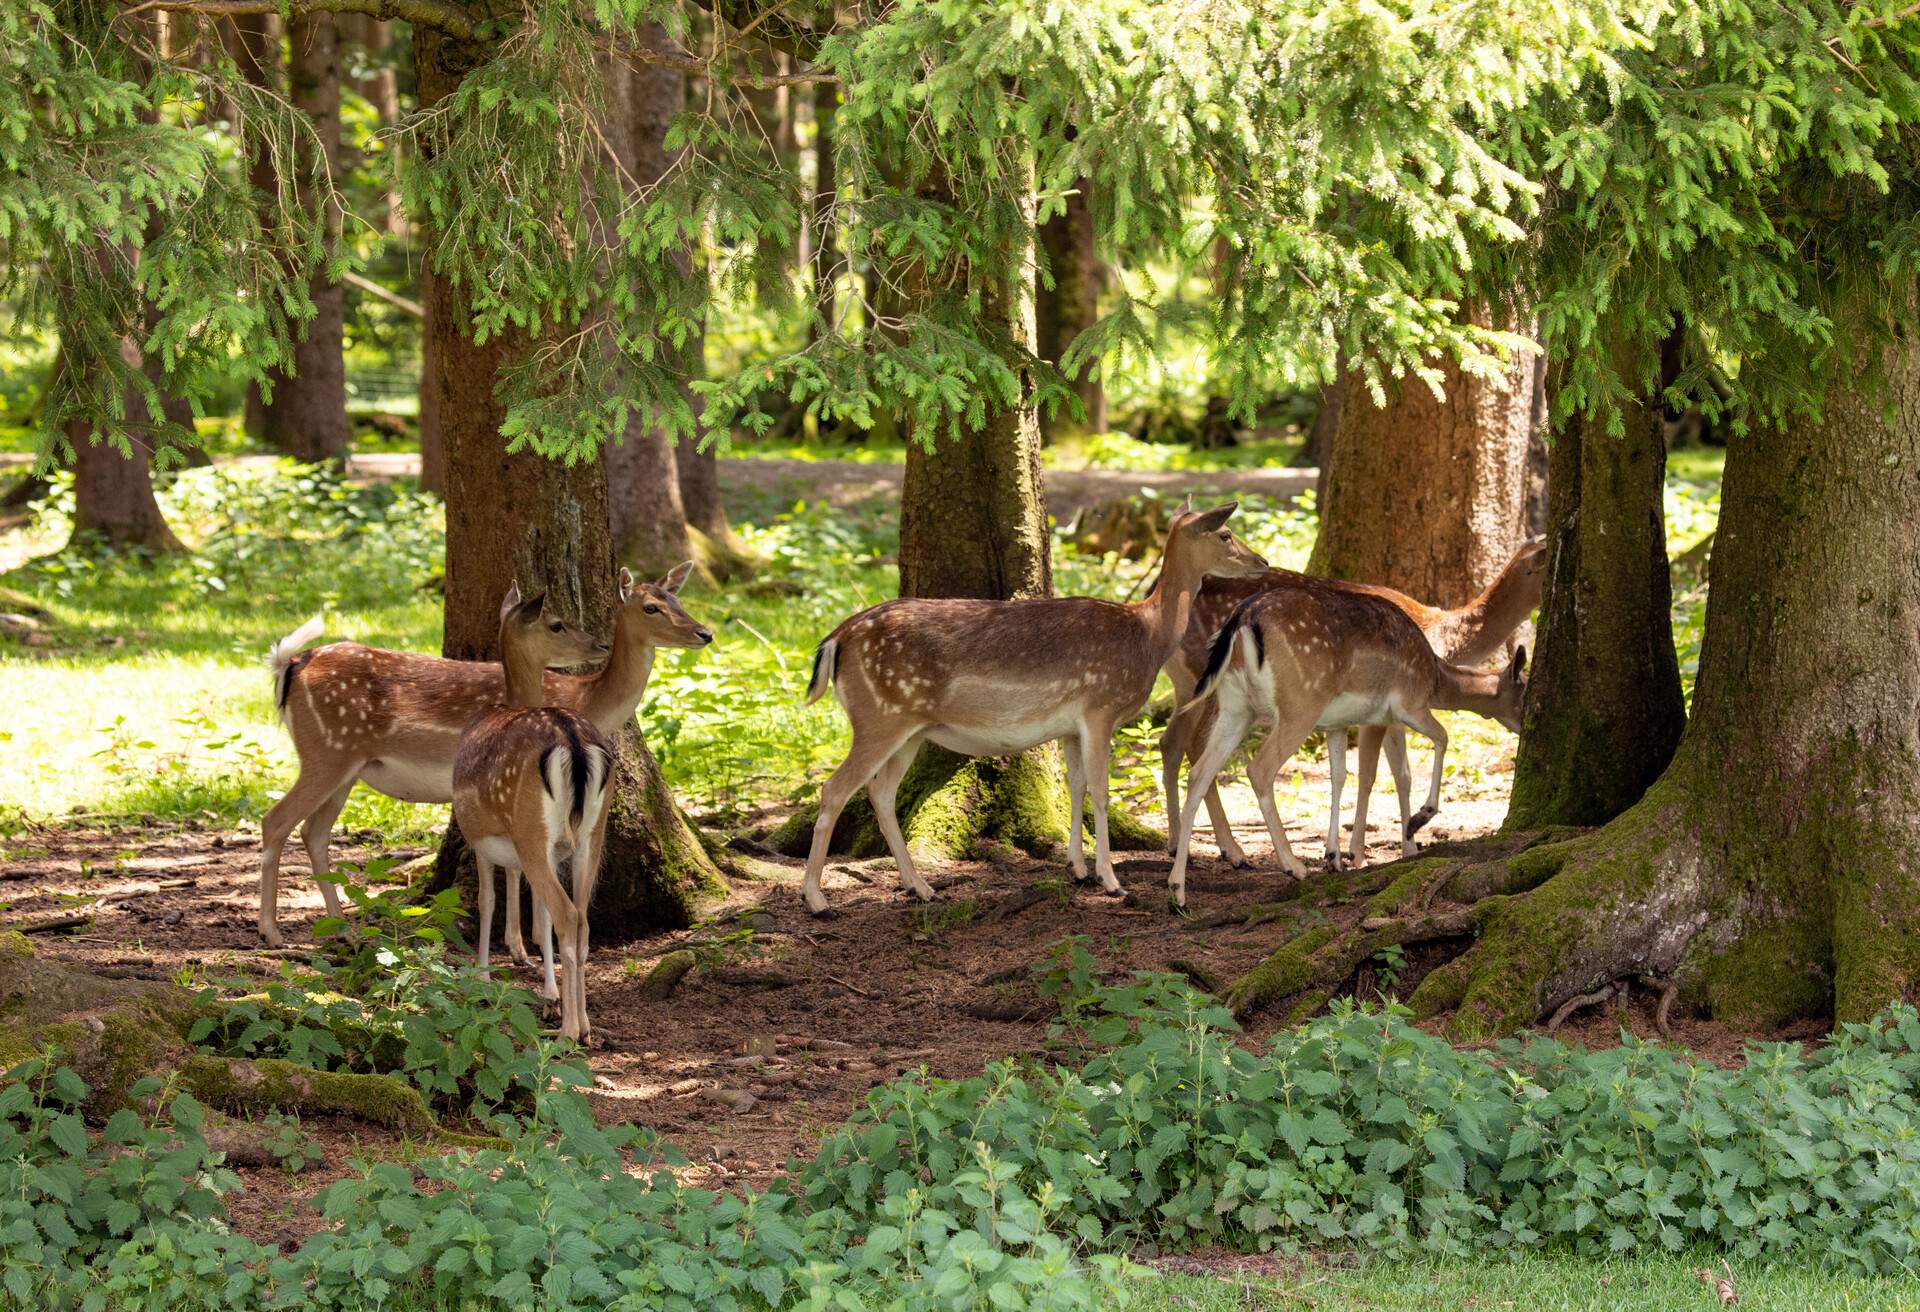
(1315, 693, 1396, 730)
(472, 835, 522, 869)
(926, 710, 1080, 758)
(360, 756, 454, 803)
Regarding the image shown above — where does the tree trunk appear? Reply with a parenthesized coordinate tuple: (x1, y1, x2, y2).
(1400, 324, 1920, 1036)
(1035, 183, 1105, 442)
(1309, 308, 1536, 605)
(603, 40, 695, 578)
(1507, 367, 1683, 828)
(418, 269, 444, 495)
(228, 12, 281, 446)
(416, 21, 723, 938)
(810, 78, 838, 341)
(342, 14, 405, 234)
(259, 13, 350, 464)
(1296, 366, 1344, 506)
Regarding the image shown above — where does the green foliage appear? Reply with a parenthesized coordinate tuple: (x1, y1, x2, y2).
(0, 1057, 272, 1311)
(188, 904, 576, 1121)
(803, 981, 1920, 1274)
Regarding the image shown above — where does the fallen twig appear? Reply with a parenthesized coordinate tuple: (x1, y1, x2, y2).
(19, 914, 91, 935)
(825, 973, 873, 999)
(1546, 982, 1616, 1033)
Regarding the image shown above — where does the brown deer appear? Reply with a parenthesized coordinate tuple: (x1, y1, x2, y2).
(1161, 541, 1543, 868)
(1167, 582, 1527, 906)
(259, 562, 709, 947)
(799, 504, 1268, 916)
(454, 587, 616, 1043)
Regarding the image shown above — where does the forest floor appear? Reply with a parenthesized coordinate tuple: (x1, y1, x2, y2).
(2, 734, 1814, 1252)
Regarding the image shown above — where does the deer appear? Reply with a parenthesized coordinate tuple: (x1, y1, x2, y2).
(454, 586, 616, 1043)
(1160, 540, 1544, 869)
(799, 503, 1268, 916)
(259, 562, 710, 948)
(1166, 581, 1527, 907)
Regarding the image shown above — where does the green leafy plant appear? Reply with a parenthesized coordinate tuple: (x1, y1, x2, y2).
(257, 1112, 322, 1174)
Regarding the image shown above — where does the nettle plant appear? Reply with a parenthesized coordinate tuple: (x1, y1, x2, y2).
(189, 887, 573, 1120)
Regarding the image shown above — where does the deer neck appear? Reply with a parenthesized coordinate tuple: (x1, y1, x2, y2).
(1138, 550, 1204, 665)
(580, 627, 656, 731)
(501, 640, 547, 709)
(1439, 564, 1537, 666)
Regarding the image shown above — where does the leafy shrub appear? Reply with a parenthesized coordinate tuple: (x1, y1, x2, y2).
(189, 891, 574, 1120)
(0, 1058, 271, 1311)
(803, 981, 1920, 1274)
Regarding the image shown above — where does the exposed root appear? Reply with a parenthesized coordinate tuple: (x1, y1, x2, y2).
(1545, 983, 1617, 1033)
(1642, 974, 1679, 1038)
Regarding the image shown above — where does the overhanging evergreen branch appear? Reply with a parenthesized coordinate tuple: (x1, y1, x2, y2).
(115, 0, 476, 39)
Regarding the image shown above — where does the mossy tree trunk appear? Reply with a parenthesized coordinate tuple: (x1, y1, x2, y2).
(1507, 368, 1684, 828)
(1230, 328, 1920, 1035)
(417, 20, 723, 939)
(1310, 304, 1537, 606)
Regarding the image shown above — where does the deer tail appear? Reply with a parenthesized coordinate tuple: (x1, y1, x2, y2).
(268, 615, 325, 721)
(804, 637, 838, 705)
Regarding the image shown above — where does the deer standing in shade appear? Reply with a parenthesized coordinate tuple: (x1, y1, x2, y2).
(1162, 541, 1544, 867)
(1167, 582, 1527, 907)
(260, 563, 709, 947)
(453, 587, 615, 1042)
(800, 504, 1268, 916)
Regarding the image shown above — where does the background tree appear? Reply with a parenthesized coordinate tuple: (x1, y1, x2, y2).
(1035, 183, 1105, 441)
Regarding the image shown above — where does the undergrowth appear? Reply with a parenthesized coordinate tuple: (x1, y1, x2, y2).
(8, 927, 1920, 1310)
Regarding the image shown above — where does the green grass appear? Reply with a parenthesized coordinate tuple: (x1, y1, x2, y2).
(1127, 1251, 1920, 1310)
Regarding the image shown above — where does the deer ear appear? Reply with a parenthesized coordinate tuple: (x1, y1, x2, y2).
(618, 567, 635, 602)
(499, 582, 522, 622)
(660, 560, 694, 595)
(1190, 502, 1238, 533)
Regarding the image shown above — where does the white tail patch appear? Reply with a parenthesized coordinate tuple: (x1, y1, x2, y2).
(576, 746, 613, 838)
(268, 615, 326, 728)
(804, 637, 838, 705)
(540, 745, 573, 856)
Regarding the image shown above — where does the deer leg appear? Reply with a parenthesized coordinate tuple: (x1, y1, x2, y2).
(303, 779, 356, 923)
(867, 738, 936, 902)
(1182, 700, 1251, 868)
(1247, 716, 1318, 880)
(534, 894, 558, 1002)
(1064, 733, 1089, 882)
(1169, 703, 1251, 907)
(504, 867, 530, 966)
(802, 726, 917, 916)
(1324, 728, 1348, 870)
(1348, 726, 1386, 866)
(1382, 728, 1416, 856)
(1076, 720, 1124, 896)
(1401, 710, 1449, 839)
(1159, 702, 1188, 856)
(570, 810, 611, 1043)
(516, 846, 583, 1040)
(475, 854, 497, 970)
(259, 760, 362, 947)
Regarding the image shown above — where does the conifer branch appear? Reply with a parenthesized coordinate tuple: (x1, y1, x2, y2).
(116, 0, 476, 40)
(597, 36, 837, 87)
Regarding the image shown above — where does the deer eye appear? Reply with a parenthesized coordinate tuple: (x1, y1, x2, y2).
(548, 622, 563, 633)
(1218, 530, 1231, 541)
(643, 604, 660, 614)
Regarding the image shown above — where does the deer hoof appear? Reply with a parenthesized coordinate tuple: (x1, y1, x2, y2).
(257, 926, 284, 949)
(809, 905, 841, 921)
(1101, 884, 1127, 899)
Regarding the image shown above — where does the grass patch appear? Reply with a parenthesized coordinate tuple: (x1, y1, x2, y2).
(1129, 1251, 1917, 1310)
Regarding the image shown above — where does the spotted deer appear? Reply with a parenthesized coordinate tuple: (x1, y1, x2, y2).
(1162, 541, 1544, 868)
(259, 562, 710, 947)
(1166, 582, 1527, 906)
(799, 504, 1268, 916)
(454, 587, 616, 1043)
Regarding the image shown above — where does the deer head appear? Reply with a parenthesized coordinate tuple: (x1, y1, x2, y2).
(1166, 503, 1269, 583)
(1493, 645, 1529, 733)
(615, 563, 714, 649)
(499, 584, 611, 674)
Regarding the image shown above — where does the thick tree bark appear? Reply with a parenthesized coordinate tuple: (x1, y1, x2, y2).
(1035, 183, 1105, 442)
(228, 12, 281, 445)
(603, 41, 695, 578)
(1401, 326, 1920, 1035)
(1296, 367, 1344, 506)
(1507, 371, 1683, 828)
(260, 13, 350, 464)
(418, 269, 444, 494)
(1310, 308, 1536, 605)
(417, 22, 723, 937)
(69, 417, 183, 553)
